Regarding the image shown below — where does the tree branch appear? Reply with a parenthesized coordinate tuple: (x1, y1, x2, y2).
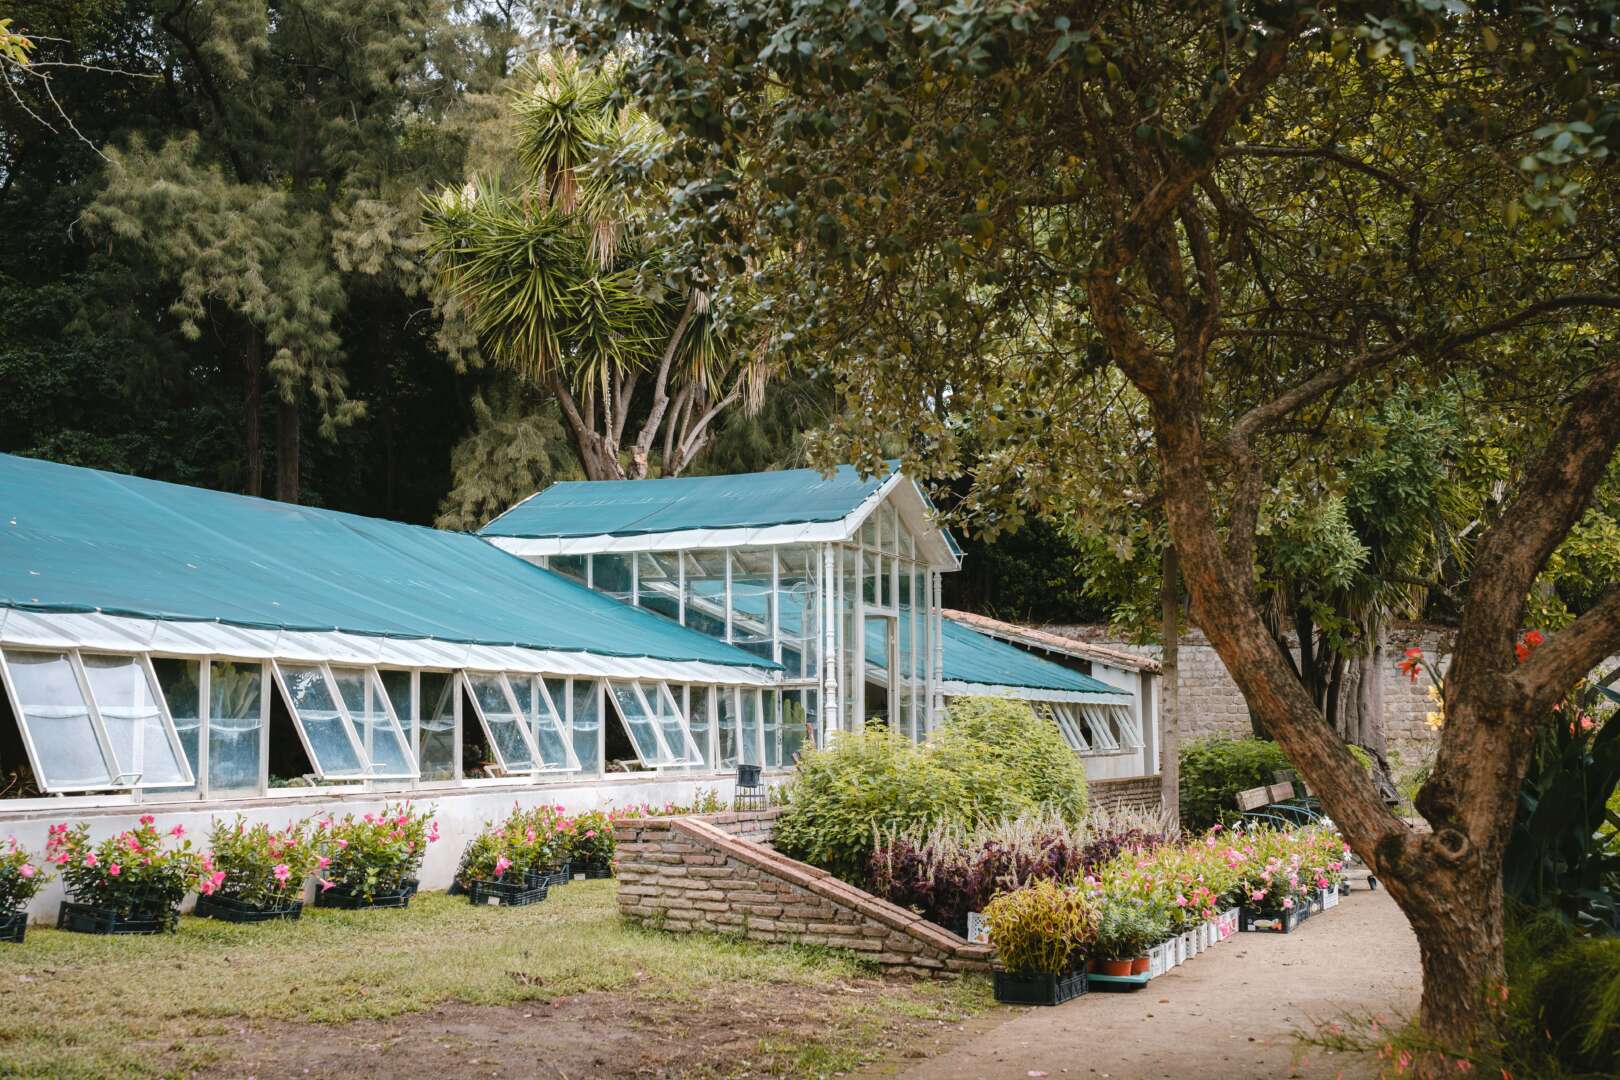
(1514, 587, 1620, 713)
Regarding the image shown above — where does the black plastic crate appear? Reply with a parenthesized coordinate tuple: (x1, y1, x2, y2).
(0, 910, 26, 944)
(1238, 904, 1306, 934)
(312, 884, 413, 910)
(468, 878, 548, 907)
(580, 859, 613, 880)
(58, 900, 179, 935)
(525, 867, 571, 889)
(194, 894, 303, 923)
(992, 966, 1088, 1006)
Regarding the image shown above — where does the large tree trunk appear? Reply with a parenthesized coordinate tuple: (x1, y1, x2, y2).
(242, 331, 263, 498)
(1159, 544, 1181, 824)
(549, 373, 626, 480)
(276, 395, 300, 503)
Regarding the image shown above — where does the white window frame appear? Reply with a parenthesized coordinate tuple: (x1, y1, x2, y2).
(460, 670, 544, 775)
(271, 660, 382, 782)
(525, 674, 582, 772)
(329, 665, 420, 781)
(606, 679, 703, 768)
(0, 647, 196, 793)
(1079, 703, 1124, 753)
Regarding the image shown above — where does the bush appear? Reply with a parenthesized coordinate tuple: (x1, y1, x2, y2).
(775, 698, 1090, 883)
(931, 698, 1089, 823)
(204, 817, 322, 909)
(983, 879, 1093, 976)
(566, 809, 615, 866)
(1178, 737, 1293, 831)
(0, 836, 49, 911)
(317, 802, 437, 900)
(44, 817, 202, 916)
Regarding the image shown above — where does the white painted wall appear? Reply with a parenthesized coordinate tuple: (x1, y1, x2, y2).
(1, 770, 774, 925)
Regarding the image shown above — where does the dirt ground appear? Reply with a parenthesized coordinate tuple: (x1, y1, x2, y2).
(204, 979, 980, 1079)
(871, 885, 1421, 1080)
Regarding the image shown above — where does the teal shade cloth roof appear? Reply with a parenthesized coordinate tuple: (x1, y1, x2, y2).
(0, 453, 775, 669)
(481, 464, 894, 539)
(936, 617, 1126, 695)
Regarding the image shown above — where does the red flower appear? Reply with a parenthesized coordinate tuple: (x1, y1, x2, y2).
(1396, 647, 1423, 683)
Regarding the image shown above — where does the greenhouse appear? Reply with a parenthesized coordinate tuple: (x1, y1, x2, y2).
(0, 455, 1160, 817)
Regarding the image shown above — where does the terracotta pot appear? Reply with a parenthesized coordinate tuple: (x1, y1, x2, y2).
(1130, 955, 1150, 974)
(1094, 957, 1134, 977)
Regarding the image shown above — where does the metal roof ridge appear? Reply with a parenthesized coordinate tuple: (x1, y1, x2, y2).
(940, 609, 1161, 673)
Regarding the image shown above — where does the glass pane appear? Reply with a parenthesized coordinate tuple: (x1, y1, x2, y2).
(4, 650, 111, 789)
(783, 689, 812, 761)
(687, 686, 711, 767)
(593, 553, 633, 602)
(82, 654, 188, 787)
(209, 661, 263, 793)
(518, 677, 571, 769)
(550, 554, 587, 583)
(763, 690, 781, 768)
(652, 683, 695, 764)
(740, 690, 762, 767)
(608, 681, 669, 765)
(361, 670, 414, 776)
(569, 679, 601, 775)
(682, 550, 727, 638)
(777, 545, 817, 679)
(279, 664, 364, 777)
(153, 658, 202, 790)
(729, 550, 774, 660)
(717, 687, 738, 768)
(637, 552, 681, 620)
(419, 672, 455, 780)
(468, 673, 536, 771)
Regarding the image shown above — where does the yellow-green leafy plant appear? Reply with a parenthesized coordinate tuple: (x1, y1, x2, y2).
(984, 879, 1094, 976)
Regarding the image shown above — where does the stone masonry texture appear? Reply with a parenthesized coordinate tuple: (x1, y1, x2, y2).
(614, 811, 993, 976)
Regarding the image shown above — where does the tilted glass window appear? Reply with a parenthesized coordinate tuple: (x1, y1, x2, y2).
(330, 666, 417, 779)
(739, 688, 762, 767)
(729, 549, 775, 660)
(608, 680, 668, 765)
(1078, 704, 1123, 752)
(593, 553, 634, 603)
(0, 649, 195, 793)
(510, 675, 578, 771)
(152, 658, 202, 791)
(274, 662, 368, 779)
(464, 672, 541, 774)
(762, 690, 781, 767)
(637, 552, 681, 620)
(651, 682, 702, 764)
(81, 653, 191, 788)
(549, 554, 588, 583)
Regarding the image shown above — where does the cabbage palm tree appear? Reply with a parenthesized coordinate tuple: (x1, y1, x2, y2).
(423, 53, 765, 480)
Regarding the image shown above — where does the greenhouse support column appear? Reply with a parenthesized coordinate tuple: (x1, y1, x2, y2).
(821, 543, 840, 735)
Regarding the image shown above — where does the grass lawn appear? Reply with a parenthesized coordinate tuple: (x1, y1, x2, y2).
(0, 881, 993, 1079)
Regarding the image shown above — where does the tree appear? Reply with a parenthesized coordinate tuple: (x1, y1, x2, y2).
(422, 53, 769, 480)
(577, 0, 1620, 1049)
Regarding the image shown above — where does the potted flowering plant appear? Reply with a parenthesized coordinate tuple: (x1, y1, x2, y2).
(455, 809, 549, 907)
(195, 817, 322, 922)
(1, 836, 49, 943)
(45, 817, 202, 934)
(567, 809, 615, 878)
(514, 804, 572, 886)
(984, 880, 1095, 1005)
(313, 802, 437, 909)
(1234, 829, 1311, 933)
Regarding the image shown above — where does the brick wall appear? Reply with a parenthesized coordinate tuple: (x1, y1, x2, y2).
(614, 815, 992, 976)
(1089, 774, 1162, 818)
(699, 807, 783, 842)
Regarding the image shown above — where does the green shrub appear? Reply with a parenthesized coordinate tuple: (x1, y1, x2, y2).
(983, 879, 1093, 976)
(774, 698, 1090, 882)
(1177, 737, 1293, 831)
(931, 697, 1089, 823)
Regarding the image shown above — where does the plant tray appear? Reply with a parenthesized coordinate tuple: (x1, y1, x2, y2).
(58, 900, 179, 935)
(468, 878, 548, 907)
(526, 867, 571, 889)
(1087, 970, 1151, 992)
(1239, 905, 1306, 934)
(993, 967, 1088, 1006)
(1146, 942, 1171, 977)
(579, 860, 613, 880)
(313, 885, 413, 910)
(0, 910, 26, 944)
(194, 894, 303, 923)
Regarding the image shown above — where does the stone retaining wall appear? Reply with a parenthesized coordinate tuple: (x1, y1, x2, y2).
(614, 815, 993, 976)
(1089, 774, 1163, 818)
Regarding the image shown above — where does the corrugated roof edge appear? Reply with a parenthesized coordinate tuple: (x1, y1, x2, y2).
(941, 609, 1161, 674)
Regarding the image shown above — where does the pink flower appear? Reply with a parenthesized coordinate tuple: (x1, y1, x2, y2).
(319, 878, 335, 892)
(84, 852, 99, 868)
(317, 856, 331, 869)
(108, 863, 121, 876)
(272, 863, 291, 884)
(1282, 898, 1294, 910)
(584, 829, 597, 839)
(18, 863, 34, 879)
(169, 824, 186, 838)
(336, 838, 349, 849)
(526, 829, 537, 843)
(1316, 877, 1330, 889)
(494, 857, 513, 878)
(139, 814, 155, 826)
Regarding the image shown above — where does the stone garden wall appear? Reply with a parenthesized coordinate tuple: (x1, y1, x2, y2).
(1088, 774, 1163, 818)
(614, 813, 993, 976)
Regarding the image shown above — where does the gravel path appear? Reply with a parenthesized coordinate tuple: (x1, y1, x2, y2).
(880, 885, 1420, 1080)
